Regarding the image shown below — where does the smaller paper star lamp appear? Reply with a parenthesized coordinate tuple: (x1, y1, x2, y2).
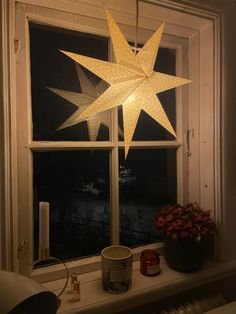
(60, 9, 192, 157)
(47, 64, 123, 141)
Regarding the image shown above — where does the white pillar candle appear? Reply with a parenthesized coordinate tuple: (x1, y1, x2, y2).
(39, 202, 50, 249)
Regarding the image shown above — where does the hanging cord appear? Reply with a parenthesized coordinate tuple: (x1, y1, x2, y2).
(134, 0, 139, 54)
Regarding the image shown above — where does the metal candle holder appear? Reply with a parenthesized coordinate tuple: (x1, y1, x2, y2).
(30, 247, 69, 305)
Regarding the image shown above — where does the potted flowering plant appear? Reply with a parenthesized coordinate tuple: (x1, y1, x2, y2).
(155, 202, 216, 272)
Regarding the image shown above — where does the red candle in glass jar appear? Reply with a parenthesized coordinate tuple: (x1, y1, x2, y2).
(140, 249, 160, 276)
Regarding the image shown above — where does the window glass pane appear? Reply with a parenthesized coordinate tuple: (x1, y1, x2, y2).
(30, 23, 109, 141)
(33, 151, 110, 261)
(119, 149, 177, 247)
(118, 47, 176, 141)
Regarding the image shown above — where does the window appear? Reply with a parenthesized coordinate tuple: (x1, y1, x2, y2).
(0, 0, 220, 274)
(30, 20, 180, 261)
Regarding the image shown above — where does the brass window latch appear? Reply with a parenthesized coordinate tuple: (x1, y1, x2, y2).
(17, 240, 27, 259)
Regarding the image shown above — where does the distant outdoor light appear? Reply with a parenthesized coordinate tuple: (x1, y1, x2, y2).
(0, 270, 58, 314)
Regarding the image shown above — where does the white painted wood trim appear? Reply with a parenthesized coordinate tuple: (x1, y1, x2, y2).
(198, 23, 215, 210)
(141, 0, 221, 18)
(188, 13, 222, 262)
(109, 39, 120, 245)
(188, 31, 200, 204)
(0, 0, 19, 271)
(0, 0, 12, 270)
(110, 149, 120, 244)
(212, 12, 223, 262)
(28, 141, 182, 150)
(26, 12, 110, 38)
(175, 40, 189, 205)
(110, 106, 120, 244)
(14, 1, 36, 274)
(14, 0, 214, 38)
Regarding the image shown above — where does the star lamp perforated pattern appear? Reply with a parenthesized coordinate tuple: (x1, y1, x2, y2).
(47, 64, 123, 141)
(60, 9, 191, 157)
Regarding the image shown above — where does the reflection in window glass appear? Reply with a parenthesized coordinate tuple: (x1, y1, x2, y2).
(119, 149, 177, 247)
(30, 23, 109, 141)
(33, 151, 110, 261)
(118, 47, 176, 141)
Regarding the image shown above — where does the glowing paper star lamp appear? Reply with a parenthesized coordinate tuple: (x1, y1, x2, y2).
(47, 64, 123, 141)
(60, 9, 191, 157)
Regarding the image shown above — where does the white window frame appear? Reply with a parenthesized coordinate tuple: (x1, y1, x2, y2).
(0, 0, 221, 277)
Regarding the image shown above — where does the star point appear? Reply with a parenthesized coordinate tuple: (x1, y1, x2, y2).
(47, 64, 123, 141)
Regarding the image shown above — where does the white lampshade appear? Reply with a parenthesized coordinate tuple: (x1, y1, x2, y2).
(0, 270, 58, 314)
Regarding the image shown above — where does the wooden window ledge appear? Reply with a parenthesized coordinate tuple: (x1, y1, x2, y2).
(43, 257, 236, 314)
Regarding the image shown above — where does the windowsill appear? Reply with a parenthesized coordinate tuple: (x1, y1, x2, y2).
(31, 243, 165, 283)
(43, 257, 236, 314)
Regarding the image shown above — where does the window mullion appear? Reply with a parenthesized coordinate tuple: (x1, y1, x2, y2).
(110, 105, 120, 245)
(110, 146, 120, 245)
(109, 35, 120, 245)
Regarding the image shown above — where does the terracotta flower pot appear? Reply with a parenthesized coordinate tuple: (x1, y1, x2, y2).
(164, 237, 205, 272)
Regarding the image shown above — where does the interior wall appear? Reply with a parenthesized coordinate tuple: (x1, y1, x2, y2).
(186, 0, 236, 260)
